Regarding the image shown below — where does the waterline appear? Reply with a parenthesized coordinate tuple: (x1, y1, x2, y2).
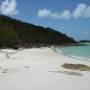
(53, 46, 90, 62)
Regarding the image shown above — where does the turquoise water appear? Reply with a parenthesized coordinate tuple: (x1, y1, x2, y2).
(58, 44, 90, 61)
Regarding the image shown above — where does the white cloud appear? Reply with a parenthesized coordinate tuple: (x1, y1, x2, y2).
(38, 9, 50, 17)
(50, 13, 60, 19)
(73, 4, 86, 18)
(0, 0, 19, 15)
(60, 10, 71, 19)
(73, 3, 90, 18)
(50, 10, 71, 19)
(38, 3, 90, 19)
(38, 9, 71, 19)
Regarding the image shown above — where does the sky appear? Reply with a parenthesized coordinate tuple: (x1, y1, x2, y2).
(0, 0, 90, 40)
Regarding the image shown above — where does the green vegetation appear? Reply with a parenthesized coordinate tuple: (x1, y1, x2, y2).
(62, 63, 90, 71)
(0, 14, 77, 49)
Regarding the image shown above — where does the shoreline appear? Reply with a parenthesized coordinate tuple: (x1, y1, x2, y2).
(53, 46, 90, 62)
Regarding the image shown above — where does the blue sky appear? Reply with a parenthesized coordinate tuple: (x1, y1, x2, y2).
(0, 0, 90, 40)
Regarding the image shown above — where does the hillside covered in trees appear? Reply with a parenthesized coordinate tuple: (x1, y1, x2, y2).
(0, 14, 77, 49)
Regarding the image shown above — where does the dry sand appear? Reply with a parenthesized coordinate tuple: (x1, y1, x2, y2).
(0, 48, 90, 90)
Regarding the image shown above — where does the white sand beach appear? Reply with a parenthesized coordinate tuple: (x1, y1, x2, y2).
(0, 48, 90, 90)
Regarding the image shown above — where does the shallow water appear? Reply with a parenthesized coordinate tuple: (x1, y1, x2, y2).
(58, 44, 90, 61)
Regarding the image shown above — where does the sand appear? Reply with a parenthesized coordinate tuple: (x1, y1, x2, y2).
(0, 47, 90, 90)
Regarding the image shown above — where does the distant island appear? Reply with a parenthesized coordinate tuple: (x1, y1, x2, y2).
(79, 40, 90, 43)
(0, 14, 77, 49)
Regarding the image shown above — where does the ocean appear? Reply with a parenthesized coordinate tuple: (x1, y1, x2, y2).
(57, 44, 90, 61)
